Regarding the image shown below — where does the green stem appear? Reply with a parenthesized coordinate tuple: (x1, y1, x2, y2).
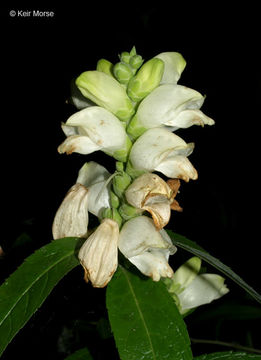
(190, 337, 261, 354)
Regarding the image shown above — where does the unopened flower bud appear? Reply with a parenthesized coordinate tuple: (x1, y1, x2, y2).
(127, 58, 164, 102)
(76, 71, 135, 122)
(120, 51, 131, 64)
(96, 59, 114, 77)
(113, 62, 133, 85)
(112, 170, 132, 198)
(129, 55, 143, 70)
(78, 218, 119, 287)
(52, 183, 89, 239)
(119, 203, 142, 221)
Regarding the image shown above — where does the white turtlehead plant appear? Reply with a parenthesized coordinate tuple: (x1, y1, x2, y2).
(53, 47, 221, 295)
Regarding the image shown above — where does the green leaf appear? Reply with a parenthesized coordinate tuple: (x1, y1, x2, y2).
(106, 265, 193, 360)
(64, 347, 93, 360)
(168, 231, 261, 305)
(0, 237, 82, 357)
(194, 351, 261, 360)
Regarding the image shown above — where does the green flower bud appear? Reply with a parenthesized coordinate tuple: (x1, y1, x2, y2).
(75, 71, 135, 122)
(127, 58, 164, 102)
(101, 207, 122, 228)
(120, 51, 131, 64)
(110, 190, 120, 209)
(113, 62, 133, 85)
(96, 59, 114, 77)
(112, 208, 123, 228)
(129, 55, 143, 70)
(116, 161, 124, 172)
(119, 203, 142, 221)
(112, 171, 132, 198)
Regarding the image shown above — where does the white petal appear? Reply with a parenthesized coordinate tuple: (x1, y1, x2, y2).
(133, 84, 214, 133)
(63, 106, 127, 153)
(129, 250, 174, 281)
(78, 218, 119, 287)
(155, 155, 198, 181)
(52, 183, 89, 239)
(169, 109, 215, 129)
(119, 216, 175, 258)
(76, 162, 110, 187)
(173, 257, 202, 289)
(129, 128, 197, 181)
(154, 52, 186, 84)
(125, 173, 172, 229)
(119, 217, 176, 280)
(77, 162, 111, 217)
(178, 274, 229, 310)
(58, 135, 101, 155)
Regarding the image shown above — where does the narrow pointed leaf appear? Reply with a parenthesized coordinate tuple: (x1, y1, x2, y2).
(106, 265, 193, 360)
(167, 231, 261, 305)
(194, 351, 261, 360)
(0, 237, 81, 357)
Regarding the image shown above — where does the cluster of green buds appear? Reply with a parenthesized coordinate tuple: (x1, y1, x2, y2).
(52, 46, 227, 311)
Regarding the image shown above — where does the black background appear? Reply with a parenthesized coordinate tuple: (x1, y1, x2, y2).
(1, 3, 260, 359)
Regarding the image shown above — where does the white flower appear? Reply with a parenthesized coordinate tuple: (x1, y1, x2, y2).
(129, 128, 198, 181)
(125, 173, 173, 230)
(78, 218, 119, 288)
(127, 84, 214, 138)
(52, 161, 112, 239)
(76, 161, 111, 218)
(58, 106, 131, 162)
(52, 183, 89, 239)
(165, 257, 229, 314)
(118, 216, 177, 281)
(154, 52, 186, 85)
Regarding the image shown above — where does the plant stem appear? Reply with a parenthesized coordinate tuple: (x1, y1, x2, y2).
(190, 337, 261, 354)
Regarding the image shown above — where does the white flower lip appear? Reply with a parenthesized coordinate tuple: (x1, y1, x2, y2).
(129, 128, 198, 181)
(134, 84, 215, 132)
(58, 106, 129, 159)
(52, 183, 89, 239)
(78, 218, 119, 288)
(119, 216, 177, 281)
(177, 273, 229, 311)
